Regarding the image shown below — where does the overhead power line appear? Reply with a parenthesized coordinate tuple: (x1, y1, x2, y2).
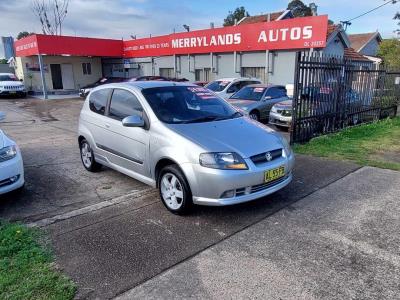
(340, 0, 399, 30)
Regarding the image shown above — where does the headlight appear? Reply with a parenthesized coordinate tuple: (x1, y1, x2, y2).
(199, 152, 248, 170)
(0, 145, 18, 161)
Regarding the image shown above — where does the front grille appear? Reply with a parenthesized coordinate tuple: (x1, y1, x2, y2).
(250, 149, 282, 164)
(2, 86, 21, 90)
(0, 175, 20, 188)
(277, 109, 292, 117)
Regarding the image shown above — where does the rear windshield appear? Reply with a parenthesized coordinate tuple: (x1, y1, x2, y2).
(230, 86, 266, 101)
(0, 74, 18, 81)
(206, 80, 231, 92)
(142, 86, 240, 124)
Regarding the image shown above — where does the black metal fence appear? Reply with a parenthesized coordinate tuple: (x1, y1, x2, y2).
(290, 52, 400, 144)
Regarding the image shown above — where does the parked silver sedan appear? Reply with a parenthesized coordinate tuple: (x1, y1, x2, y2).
(227, 84, 289, 121)
(78, 82, 294, 214)
(269, 100, 293, 128)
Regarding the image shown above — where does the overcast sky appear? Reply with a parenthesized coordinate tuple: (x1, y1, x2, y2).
(0, 0, 399, 40)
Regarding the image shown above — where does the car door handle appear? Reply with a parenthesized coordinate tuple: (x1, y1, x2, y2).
(105, 123, 110, 128)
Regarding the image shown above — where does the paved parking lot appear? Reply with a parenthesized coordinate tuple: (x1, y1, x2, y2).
(1, 98, 399, 299)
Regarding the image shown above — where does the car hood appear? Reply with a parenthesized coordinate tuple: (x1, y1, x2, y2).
(168, 117, 283, 158)
(274, 100, 293, 110)
(227, 99, 257, 108)
(0, 81, 24, 87)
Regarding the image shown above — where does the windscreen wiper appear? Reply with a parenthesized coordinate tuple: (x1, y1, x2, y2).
(182, 116, 221, 123)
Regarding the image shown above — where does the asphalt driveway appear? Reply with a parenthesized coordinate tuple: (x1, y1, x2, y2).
(2, 98, 397, 299)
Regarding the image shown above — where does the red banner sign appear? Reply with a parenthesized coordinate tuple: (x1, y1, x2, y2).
(15, 16, 328, 58)
(15, 35, 123, 57)
(123, 15, 328, 57)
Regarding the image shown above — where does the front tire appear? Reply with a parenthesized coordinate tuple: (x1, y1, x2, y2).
(79, 138, 102, 172)
(158, 165, 192, 215)
(249, 111, 260, 122)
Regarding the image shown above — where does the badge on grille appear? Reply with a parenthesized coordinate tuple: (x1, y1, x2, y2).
(265, 152, 272, 161)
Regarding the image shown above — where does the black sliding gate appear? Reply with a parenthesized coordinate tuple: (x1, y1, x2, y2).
(290, 52, 400, 144)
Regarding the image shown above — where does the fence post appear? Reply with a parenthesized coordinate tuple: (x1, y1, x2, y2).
(290, 51, 301, 145)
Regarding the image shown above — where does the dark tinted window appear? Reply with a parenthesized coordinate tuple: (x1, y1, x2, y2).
(266, 87, 287, 98)
(89, 89, 110, 115)
(109, 89, 143, 120)
(206, 80, 230, 92)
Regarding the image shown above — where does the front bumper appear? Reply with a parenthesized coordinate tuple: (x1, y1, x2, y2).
(0, 152, 24, 195)
(0, 90, 26, 97)
(182, 153, 295, 206)
(269, 112, 292, 127)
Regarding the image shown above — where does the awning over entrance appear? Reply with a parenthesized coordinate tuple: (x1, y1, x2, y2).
(14, 34, 123, 57)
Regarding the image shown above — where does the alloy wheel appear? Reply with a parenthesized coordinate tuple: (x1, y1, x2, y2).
(81, 142, 93, 168)
(160, 173, 184, 210)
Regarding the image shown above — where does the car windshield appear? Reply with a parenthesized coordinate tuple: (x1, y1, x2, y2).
(206, 80, 231, 92)
(230, 86, 266, 101)
(0, 74, 18, 81)
(142, 86, 241, 124)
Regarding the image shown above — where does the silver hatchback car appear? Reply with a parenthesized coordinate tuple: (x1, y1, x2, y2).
(78, 82, 294, 214)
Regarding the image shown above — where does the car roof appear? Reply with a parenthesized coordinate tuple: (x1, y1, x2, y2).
(0, 73, 15, 76)
(245, 84, 286, 89)
(102, 81, 197, 90)
(215, 77, 261, 82)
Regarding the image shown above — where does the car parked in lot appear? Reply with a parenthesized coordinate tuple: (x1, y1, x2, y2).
(228, 84, 289, 121)
(0, 73, 26, 98)
(78, 82, 294, 214)
(79, 77, 126, 98)
(205, 77, 262, 99)
(269, 100, 293, 128)
(0, 112, 24, 195)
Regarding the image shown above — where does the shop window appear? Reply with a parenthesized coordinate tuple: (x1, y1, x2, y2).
(82, 63, 92, 75)
(241, 67, 266, 83)
(109, 89, 143, 121)
(159, 68, 175, 78)
(195, 68, 214, 82)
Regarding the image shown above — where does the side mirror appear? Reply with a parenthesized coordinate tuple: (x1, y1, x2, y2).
(122, 115, 145, 128)
(0, 112, 6, 121)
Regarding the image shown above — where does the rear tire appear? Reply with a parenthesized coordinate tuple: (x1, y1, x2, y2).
(158, 165, 192, 215)
(79, 138, 102, 172)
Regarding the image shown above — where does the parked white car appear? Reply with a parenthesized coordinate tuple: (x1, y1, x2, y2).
(0, 73, 26, 98)
(205, 77, 262, 99)
(0, 112, 24, 195)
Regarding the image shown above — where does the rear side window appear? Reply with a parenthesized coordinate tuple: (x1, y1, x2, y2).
(109, 89, 143, 121)
(266, 87, 286, 98)
(89, 89, 110, 115)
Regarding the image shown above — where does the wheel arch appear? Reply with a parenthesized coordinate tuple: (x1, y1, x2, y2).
(154, 158, 181, 187)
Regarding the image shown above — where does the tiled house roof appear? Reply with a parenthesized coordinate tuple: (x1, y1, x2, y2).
(348, 33, 379, 52)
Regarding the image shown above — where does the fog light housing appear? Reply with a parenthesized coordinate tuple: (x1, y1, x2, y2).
(9, 175, 19, 182)
(220, 190, 235, 198)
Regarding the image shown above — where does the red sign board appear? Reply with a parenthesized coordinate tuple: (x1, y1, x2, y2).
(123, 15, 328, 57)
(15, 16, 328, 58)
(15, 34, 123, 57)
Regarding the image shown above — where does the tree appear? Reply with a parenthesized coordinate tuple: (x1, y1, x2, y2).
(32, 0, 69, 35)
(377, 39, 400, 69)
(16, 31, 34, 40)
(223, 6, 250, 26)
(287, 0, 312, 18)
(394, 11, 400, 36)
(0, 59, 7, 64)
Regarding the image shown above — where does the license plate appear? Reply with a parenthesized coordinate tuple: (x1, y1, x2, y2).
(264, 166, 285, 183)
